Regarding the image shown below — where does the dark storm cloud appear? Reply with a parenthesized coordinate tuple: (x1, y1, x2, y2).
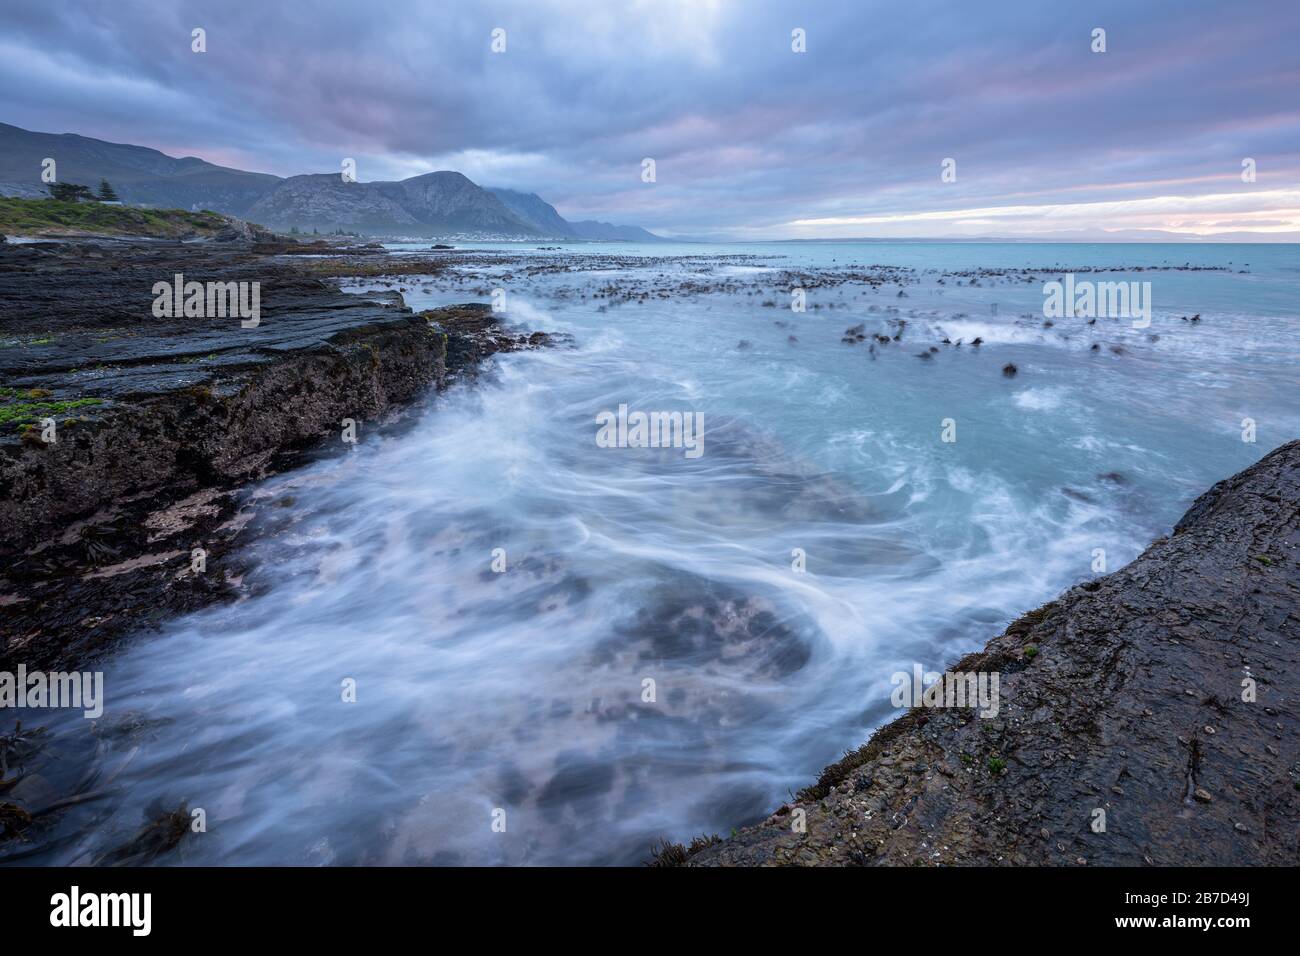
(2, 0, 1297, 236)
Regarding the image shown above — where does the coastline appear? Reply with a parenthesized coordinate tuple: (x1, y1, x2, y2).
(1, 229, 1295, 867)
(680, 441, 1299, 866)
(0, 235, 555, 672)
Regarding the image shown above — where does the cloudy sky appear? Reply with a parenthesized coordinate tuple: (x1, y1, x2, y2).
(3, 0, 1297, 239)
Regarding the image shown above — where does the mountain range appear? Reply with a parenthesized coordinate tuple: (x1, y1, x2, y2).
(0, 122, 663, 240)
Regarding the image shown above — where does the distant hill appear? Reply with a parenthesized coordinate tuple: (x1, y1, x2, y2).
(487, 187, 575, 236)
(0, 122, 279, 215)
(489, 187, 665, 241)
(0, 122, 663, 239)
(245, 171, 542, 235)
(244, 173, 557, 237)
(567, 219, 666, 242)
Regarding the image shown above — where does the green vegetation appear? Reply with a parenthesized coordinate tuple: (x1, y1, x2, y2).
(987, 756, 1007, 774)
(1, 387, 48, 400)
(1024, 644, 1039, 659)
(0, 197, 234, 238)
(1254, 555, 1273, 566)
(0, 394, 102, 429)
(646, 833, 722, 867)
(46, 182, 95, 202)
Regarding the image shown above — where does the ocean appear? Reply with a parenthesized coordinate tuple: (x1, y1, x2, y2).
(11, 241, 1298, 865)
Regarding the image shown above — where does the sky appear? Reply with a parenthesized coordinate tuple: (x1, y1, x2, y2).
(2, 0, 1298, 240)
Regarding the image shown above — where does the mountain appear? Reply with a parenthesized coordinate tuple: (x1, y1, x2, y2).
(0, 122, 279, 214)
(489, 187, 666, 241)
(487, 187, 574, 236)
(0, 122, 663, 239)
(248, 177, 664, 239)
(245, 171, 540, 235)
(243, 174, 417, 232)
(567, 220, 666, 242)
(380, 172, 538, 234)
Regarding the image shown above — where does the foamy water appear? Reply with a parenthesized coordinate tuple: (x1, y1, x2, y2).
(9, 241, 1298, 865)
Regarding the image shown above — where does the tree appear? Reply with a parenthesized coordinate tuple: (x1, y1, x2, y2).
(97, 179, 120, 202)
(46, 182, 94, 202)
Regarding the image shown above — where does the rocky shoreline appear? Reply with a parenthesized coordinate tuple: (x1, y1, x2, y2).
(3, 234, 1295, 868)
(678, 441, 1299, 866)
(0, 236, 554, 672)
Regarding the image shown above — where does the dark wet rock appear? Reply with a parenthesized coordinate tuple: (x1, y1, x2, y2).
(0, 239, 554, 671)
(688, 441, 1300, 866)
(536, 750, 616, 821)
(425, 303, 565, 373)
(207, 217, 278, 245)
(0, 801, 31, 840)
(605, 574, 812, 682)
(93, 800, 193, 866)
(0, 721, 47, 781)
(1002, 363, 1018, 377)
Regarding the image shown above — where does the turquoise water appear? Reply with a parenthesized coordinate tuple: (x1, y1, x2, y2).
(11, 242, 1297, 866)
